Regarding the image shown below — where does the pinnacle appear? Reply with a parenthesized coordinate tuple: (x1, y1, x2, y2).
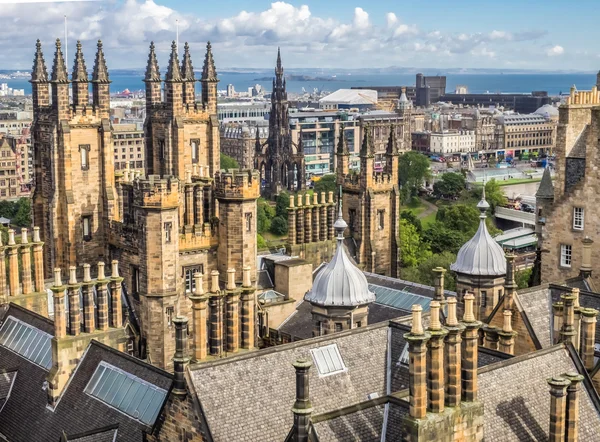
(386, 125, 397, 154)
(31, 39, 49, 83)
(337, 123, 348, 155)
(166, 40, 182, 82)
(181, 42, 195, 81)
(72, 41, 88, 83)
(276, 47, 282, 72)
(201, 41, 218, 82)
(144, 41, 161, 82)
(50, 38, 69, 83)
(92, 40, 110, 83)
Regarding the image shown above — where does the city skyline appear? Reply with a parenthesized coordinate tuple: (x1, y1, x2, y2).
(0, 0, 598, 71)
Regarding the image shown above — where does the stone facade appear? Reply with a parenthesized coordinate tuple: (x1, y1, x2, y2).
(220, 123, 267, 170)
(30, 39, 259, 371)
(537, 87, 600, 287)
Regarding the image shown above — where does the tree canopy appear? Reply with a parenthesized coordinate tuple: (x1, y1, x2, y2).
(398, 151, 431, 190)
(432, 172, 466, 199)
(0, 198, 31, 228)
(220, 153, 239, 170)
(399, 218, 431, 267)
(400, 210, 422, 234)
(314, 174, 337, 195)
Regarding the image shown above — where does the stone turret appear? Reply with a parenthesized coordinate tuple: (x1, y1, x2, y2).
(71, 41, 89, 109)
(91, 40, 110, 118)
(201, 41, 218, 115)
(50, 38, 70, 121)
(30, 40, 49, 110)
(181, 42, 196, 106)
(144, 42, 161, 110)
(165, 41, 183, 116)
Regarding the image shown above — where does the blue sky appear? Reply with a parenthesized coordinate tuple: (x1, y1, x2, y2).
(0, 0, 598, 71)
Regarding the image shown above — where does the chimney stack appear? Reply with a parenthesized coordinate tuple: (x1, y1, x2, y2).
(560, 292, 577, 345)
(405, 305, 430, 419)
(110, 260, 123, 328)
(498, 310, 516, 355)
(504, 254, 517, 310)
(553, 301, 564, 344)
(172, 316, 190, 398)
(240, 267, 256, 350)
(225, 269, 240, 353)
(81, 264, 95, 333)
(461, 293, 481, 402)
(67, 266, 81, 336)
(291, 359, 313, 442)
(580, 236, 593, 278)
(190, 273, 208, 362)
(579, 308, 598, 372)
(19, 228, 32, 296)
(209, 270, 223, 356)
(483, 325, 499, 351)
(547, 377, 571, 442)
(564, 372, 584, 442)
(444, 297, 463, 407)
(96, 262, 109, 331)
(426, 301, 447, 413)
(433, 267, 446, 303)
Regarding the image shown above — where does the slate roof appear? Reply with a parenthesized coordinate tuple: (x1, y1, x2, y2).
(62, 425, 119, 442)
(515, 286, 554, 349)
(0, 304, 172, 442)
(478, 345, 600, 441)
(311, 403, 385, 442)
(536, 166, 554, 199)
(550, 284, 600, 346)
(189, 323, 390, 442)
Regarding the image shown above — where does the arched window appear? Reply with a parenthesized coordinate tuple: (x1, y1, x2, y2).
(191, 139, 200, 163)
(79, 144, 90, 170)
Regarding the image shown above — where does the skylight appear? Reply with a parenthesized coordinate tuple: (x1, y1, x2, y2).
(84, 361, 167, 426)
(397, 343, 409, 366)
(310, 344, 347, 376)
(0, 316, 52, 370)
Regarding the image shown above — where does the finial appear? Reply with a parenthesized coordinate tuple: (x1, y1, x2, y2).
(201, 40, 218, 82)
(51, 38, 69, 83)
(333, 186, 347, 237)
(144, 41, 161, 82)
(477, 177, 489, 215)
(181, 41, 195, 81)
(72, 40, 88, 82)
(92, 39, 110, 83)
(276, 47, 283, 73)
(166, 40, 182, 81)
(31, 39, 49, 83)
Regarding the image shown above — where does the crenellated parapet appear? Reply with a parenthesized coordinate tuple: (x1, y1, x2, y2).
(287, 191, 336, 247)
(564, 85, 600, 106)
(133, 175, 180, 209)
(214, 169, 260, 200)
(0, 227, 47, 316)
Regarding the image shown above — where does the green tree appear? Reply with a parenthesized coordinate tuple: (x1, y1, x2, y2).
(436, 204, 480, 235)
(400, 210, 422, 234)
(399, 219, 431, 267)
(398, 151, 431, 191)
(12, 198, 31, 228)
(400, 251, 457, 291)
(270, 216, 288, 236)
(314, 174, 337, 195)
(257, 199, 275, 234)
(422, 221, 471, 255)
(257, 234, 267, 250)
(220, 153, 239, 170)
(516, 268, 532, 289)
(472, 179, 507, 212)
(432, 172, 466, 199)
(275, 192, 290, 219)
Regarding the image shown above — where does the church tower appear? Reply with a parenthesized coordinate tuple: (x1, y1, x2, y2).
(255, 48, 305, 196)
(337, 125, 400, 276)
(31, 39, 116, 275)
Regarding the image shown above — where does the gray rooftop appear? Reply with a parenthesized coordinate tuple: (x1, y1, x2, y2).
(536, 167, 554, 199)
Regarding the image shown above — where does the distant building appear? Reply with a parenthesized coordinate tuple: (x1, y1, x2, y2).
(227, 83, 235, 97)
(416, 73, 446, 106)
(112, 122, 145, 171)
(0, 135, 30, 199)
(220, 123, 268, 170)
(429, 130, 476, 155)
(319, 89, 377, 111)
(217, 101, 270, 123)
(455, 85, 468, 94)
(439, 91, 551, 114)
(495, 112, 556, 158)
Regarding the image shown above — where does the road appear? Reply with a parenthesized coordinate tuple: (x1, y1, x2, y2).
(501, 181, 541, 199)
(417, 198, 438, 220)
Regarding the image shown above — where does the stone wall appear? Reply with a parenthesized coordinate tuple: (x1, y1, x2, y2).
(150, 388, 207, 442)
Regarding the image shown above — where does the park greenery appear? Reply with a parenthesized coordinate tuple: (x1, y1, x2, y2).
(0, 198, 31, 228)
(220, 153, 239, 170)
(398, 151, 431, 203)
(256, 192, 291, 249)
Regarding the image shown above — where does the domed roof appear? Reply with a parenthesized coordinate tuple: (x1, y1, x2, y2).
(534, 104, 559, 118)
(450, 187, 506, 276)
(304, 200, 375, 307)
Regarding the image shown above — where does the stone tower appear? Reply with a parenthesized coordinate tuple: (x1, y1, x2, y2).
(31, 39, 117, 275)
(255, 48, 305, 196)
(450, 187, 506, 320)
(304, 200, 376, 336)
(337, 125, 400, 276)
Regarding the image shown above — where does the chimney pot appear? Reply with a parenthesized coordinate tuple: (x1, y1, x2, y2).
(97, 262, 106, 280)
(429, 301, 442, 331)
(411, 304, 424, 335)
(446, 297, 459, 326)
(226, 268, 236, 290)
(502, 310, 513, 333)
(463, 293, 476, 323)
(69, 266, 77, 285)
(193, 272, 204, 295)
(320, 191, 326, 204)
(297, 194, 302, 207)
(83, 264, 92, 282)
(111, 260, 119, 278)
(53, 268, 62, 287)
(7, 229, 15, 246)
(328, 191, 334, 203)
(33, 226, 40, 243)
(211, 270, 220, 293)
(20, 228, 28, 244)
(242, 266, 252, 288)
(291, 358, 313, 441)
(313, 193, 318, 205)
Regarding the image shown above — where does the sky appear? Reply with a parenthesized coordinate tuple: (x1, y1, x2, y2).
(0, 0, 598, 71)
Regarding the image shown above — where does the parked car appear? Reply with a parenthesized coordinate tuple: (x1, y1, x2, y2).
(520, 203, 535, 213)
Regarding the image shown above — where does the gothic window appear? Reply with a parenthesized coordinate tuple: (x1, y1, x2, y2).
(378, 209, 385, 230)
(82, 216, 92, 241)
(481, 291, 487, 308)
(164, 222, 172, 243)
(79, 144, 90, 171)
(166, 306, 174, 328)
(184, 265, 204, 293)
(245, 212, 253, 232)
(349, 209, 356, 230)
(159, 139, 166, 160)
(131, 266, 140, 296)
(573, 207, 584, 230)
(191, 139, 200, 164)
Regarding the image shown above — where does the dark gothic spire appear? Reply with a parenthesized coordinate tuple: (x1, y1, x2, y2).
(92, 40, 110, 83)
(181, 42, 195, 81)
(144, 42, 161, 82)
(51, 38, 69, 83)
(337, 123, 348, 155)
(276, 47, 283, 74)
(201, 41, 218, 82)
(360, 125, 373, 156)
(386, 125, 397, 155)
(166, 41, 182, 82)
(31, 39, 49, 83)
(255, 126, 262, 152)
(71, 41, 88, 83)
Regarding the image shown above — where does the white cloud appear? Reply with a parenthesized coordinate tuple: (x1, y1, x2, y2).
(547, 45, 564, 56)
(0, 1, 575, 69)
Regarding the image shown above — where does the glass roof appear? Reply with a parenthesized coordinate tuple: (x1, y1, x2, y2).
(0, 316, 52, 370)
(84, 361, 167, 426)
(369, 284, 432, 312)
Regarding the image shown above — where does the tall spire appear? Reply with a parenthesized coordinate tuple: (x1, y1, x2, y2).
(477, 178, 490, 217)
(91, 40, 110, 83)
(31, 39, 48, 83)
(144, 42, 161, 82)
(201, 41, 218, 82)
(360, 125, 372, 156)
(166, 41, 182, 82)
(71, 41, 88, 82)
(51, 38, 69, 83)
(276, 47, 283, 74)
(337, 123, 348, 155)
(181, 42, 195, 81)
